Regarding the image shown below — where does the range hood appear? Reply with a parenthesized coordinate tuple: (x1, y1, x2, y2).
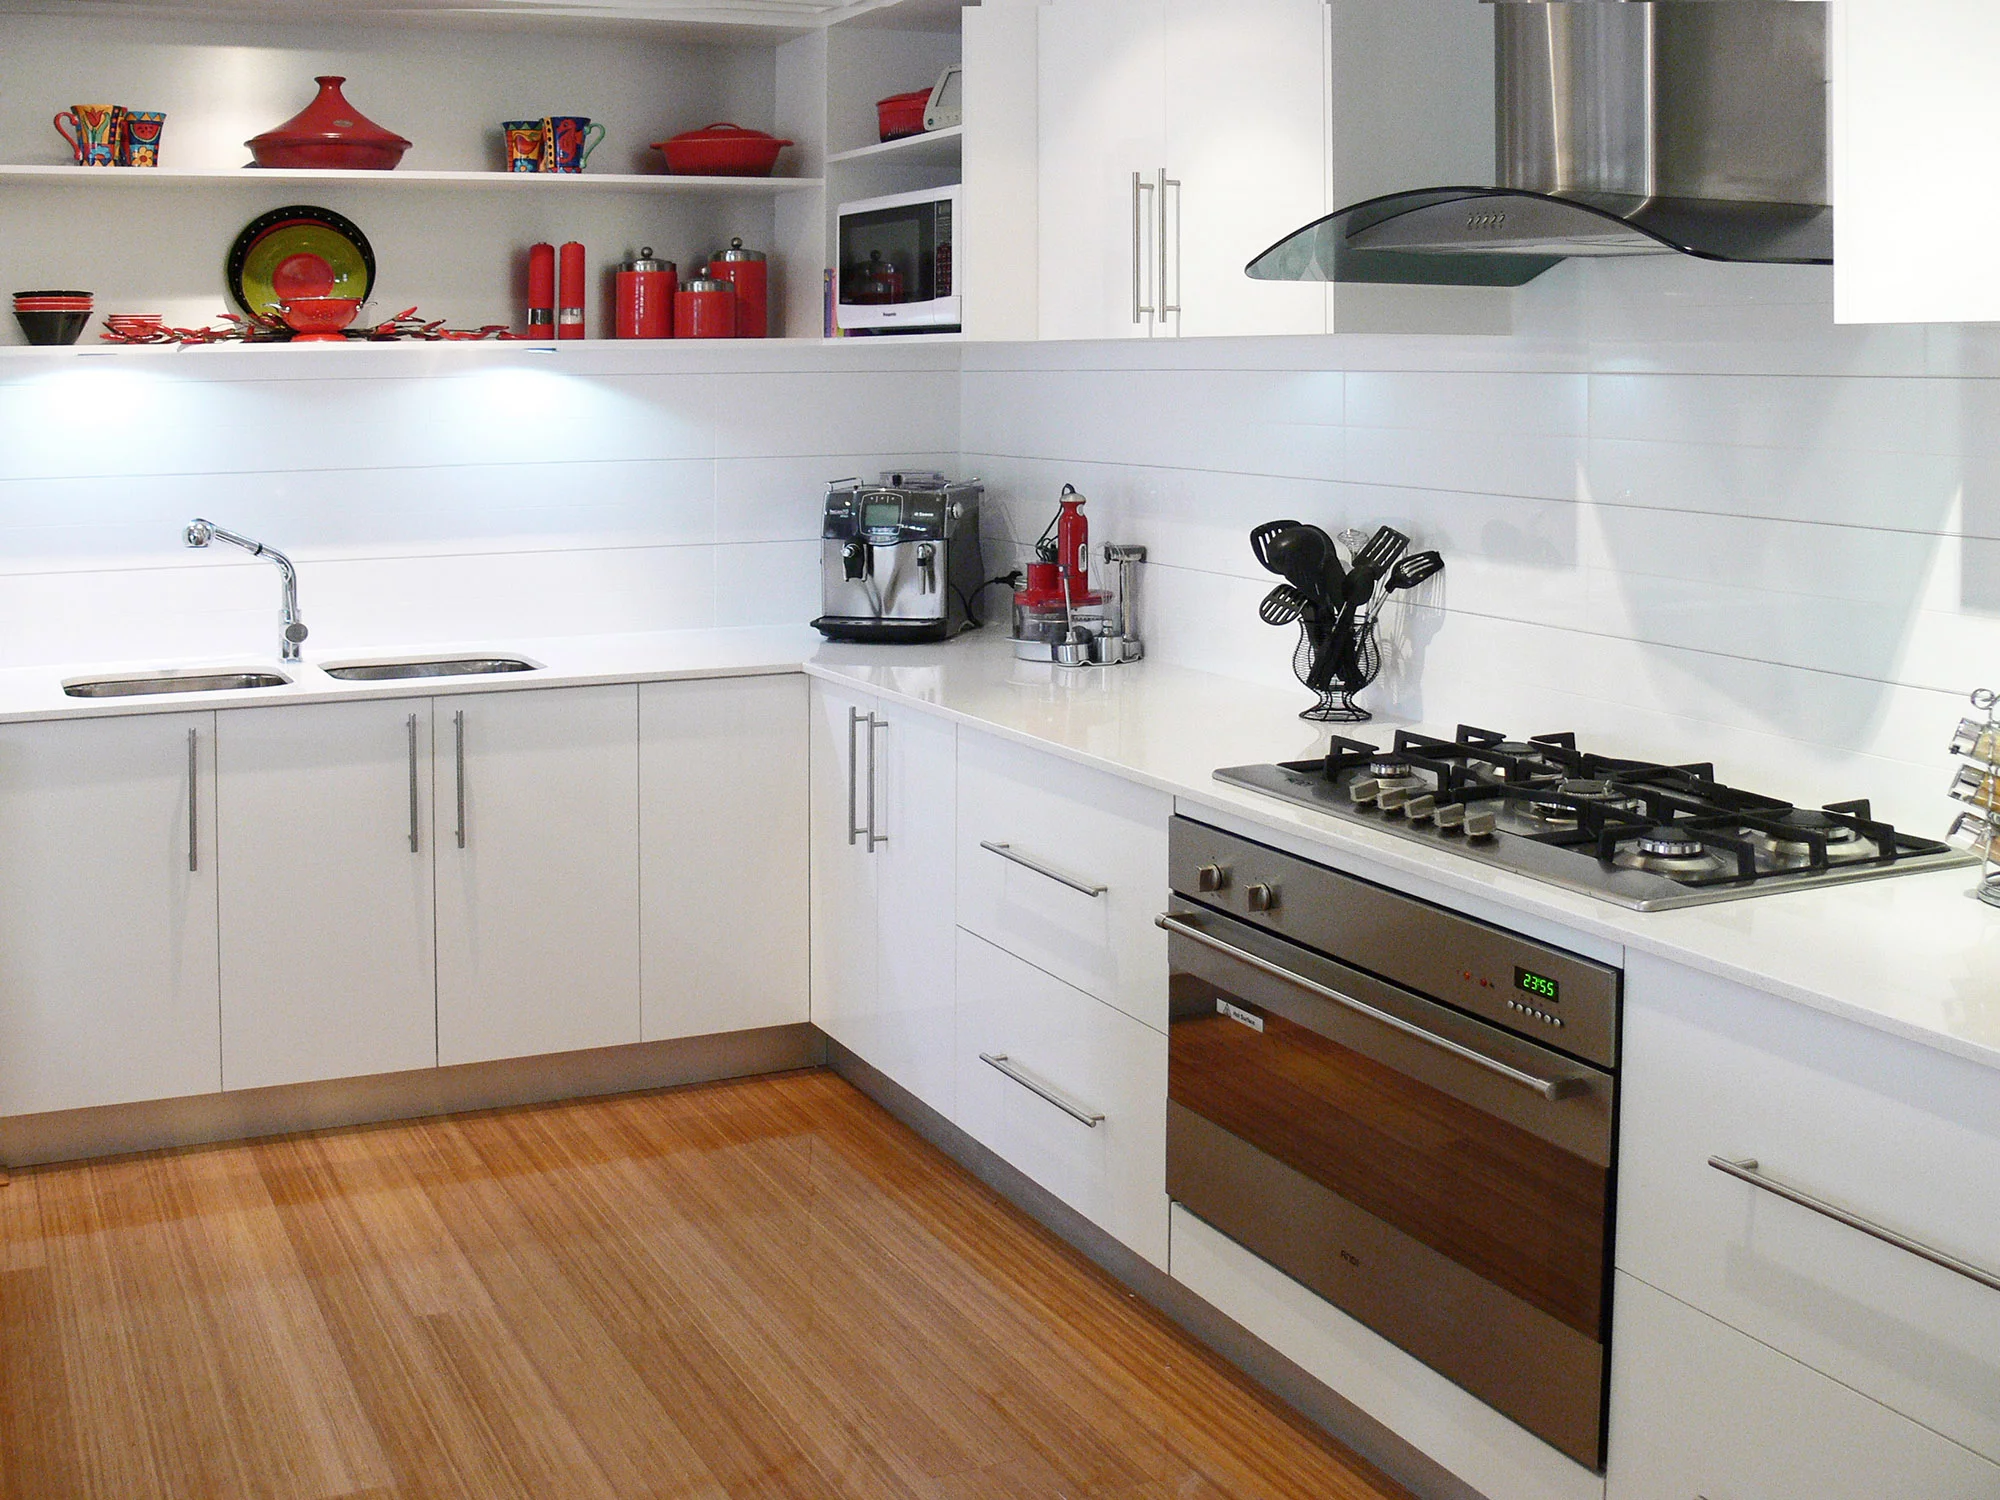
(1249, 0, 1831, 288)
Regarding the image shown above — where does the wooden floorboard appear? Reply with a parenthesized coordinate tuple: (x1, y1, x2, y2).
(0, 1068, 1416, 1500)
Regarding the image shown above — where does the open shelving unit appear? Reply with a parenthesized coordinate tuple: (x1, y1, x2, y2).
(824, 124, 960, 169)
(0, 164, 823, 193)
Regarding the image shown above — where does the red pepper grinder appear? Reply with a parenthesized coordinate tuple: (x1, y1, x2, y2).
(675, 275, 736, 339)
(708, 237, 768, 338)
(615, 246, 675, 339)
(557, 240, 587, 340)
(526, 242, 556, 337)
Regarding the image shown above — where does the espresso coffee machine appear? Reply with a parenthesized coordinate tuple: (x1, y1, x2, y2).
(813, 472, 985, 643)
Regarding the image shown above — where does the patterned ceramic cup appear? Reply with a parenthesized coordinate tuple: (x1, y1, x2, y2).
(54, 104, 125, 166)
(540, 116, 605, 174)
(502, 119, 543, 173)
(121, 111, 165, 167)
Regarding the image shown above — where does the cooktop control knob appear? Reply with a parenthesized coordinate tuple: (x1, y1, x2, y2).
(1378, 786, 1414, 814)
(1464, 810, 1499, 840)
(1246, 882, 1279, 913)
(1434, 803, 1466, 831)
(1196, 862, 1230, 893)
(1349, 779, 1382, 807)
(1405, 794, 1437, 823)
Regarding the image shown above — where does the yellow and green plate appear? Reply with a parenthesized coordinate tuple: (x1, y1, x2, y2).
(226, 205, 376, 319)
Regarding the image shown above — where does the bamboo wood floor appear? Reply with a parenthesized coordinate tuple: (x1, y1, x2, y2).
(0, 1068, 1413, 1500)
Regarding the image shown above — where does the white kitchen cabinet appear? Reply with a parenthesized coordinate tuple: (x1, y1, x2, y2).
(954, 929, 1169, 1266)
(808, 680, 958, 1118)
(0, 713, 220, 1116)
(1036, 0, 1168, 341)
(639, 674, 808, 1041)
(435, 685, 641, 1067)
(955, 727, 1170, 1032)
(1835, 1, 2000, 324)
(1616, 951, 2000, 1462)
(216, 700, 437, 1091)
(1607, 1273, 2000, 1500)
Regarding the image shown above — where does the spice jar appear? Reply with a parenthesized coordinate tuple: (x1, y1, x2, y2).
(708, 237, 768, 338)
(675, 276, 737, 339)
(615, 246, 675, 339)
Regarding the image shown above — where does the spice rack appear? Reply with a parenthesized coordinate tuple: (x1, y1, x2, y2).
(1949, 688, 2000, 908)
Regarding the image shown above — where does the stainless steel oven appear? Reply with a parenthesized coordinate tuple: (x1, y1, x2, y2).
(1162, 817, 1621, 1471)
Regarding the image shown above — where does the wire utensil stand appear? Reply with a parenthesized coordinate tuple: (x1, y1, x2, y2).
(1292, 613, 1381, 723)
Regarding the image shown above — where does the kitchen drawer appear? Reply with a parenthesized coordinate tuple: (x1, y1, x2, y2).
(1618, 952, 2000, 1461)
(955, 928, 1169, 1268)
(956, 729, 1171, 1032)
(1607, 1273, 2000, 1500)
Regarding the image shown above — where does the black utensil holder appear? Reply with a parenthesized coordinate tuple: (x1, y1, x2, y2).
(1291, 617, 1381, 723)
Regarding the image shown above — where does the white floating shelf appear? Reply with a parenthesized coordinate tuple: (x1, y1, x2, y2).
(0, 164, 823, 193)
(825, 126, 962, 169)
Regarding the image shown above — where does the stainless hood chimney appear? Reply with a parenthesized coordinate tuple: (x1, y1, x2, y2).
(1249, 1, 1831, 287)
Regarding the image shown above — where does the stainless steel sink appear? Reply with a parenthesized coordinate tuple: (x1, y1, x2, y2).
(63, 669, 292, 699)
(322, 657, 539, 682)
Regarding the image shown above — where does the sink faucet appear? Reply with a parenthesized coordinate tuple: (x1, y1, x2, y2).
(183, 519, 309, 662)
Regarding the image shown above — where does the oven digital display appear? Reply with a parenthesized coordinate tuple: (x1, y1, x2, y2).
(1515, 967, 1561, 1004)
(861, 497, 904, 530)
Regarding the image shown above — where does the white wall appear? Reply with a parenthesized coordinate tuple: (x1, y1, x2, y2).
(964, 257, 2000, 834)
(0, 341, 958, 667)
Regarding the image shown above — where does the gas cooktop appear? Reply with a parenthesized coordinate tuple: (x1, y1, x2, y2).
(1216, 725, 1977, 911)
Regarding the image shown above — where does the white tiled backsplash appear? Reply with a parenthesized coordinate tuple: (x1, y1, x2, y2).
(3, 255, 1996, 832)
(966, 258, 2000, 833)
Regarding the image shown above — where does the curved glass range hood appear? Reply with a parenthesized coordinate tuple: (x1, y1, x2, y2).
(1251, 1, 1833, 288)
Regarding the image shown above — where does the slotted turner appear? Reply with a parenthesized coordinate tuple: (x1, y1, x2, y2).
(1251, 520, 1305, 573)
(1387, 550, 1444, 592)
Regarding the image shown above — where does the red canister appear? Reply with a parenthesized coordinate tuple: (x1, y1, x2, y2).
(708, 237, 768, 338)
(675, 276, 736, 339)
(615, 246, 674, 339)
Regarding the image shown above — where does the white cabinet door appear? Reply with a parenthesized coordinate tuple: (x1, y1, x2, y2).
(436, 686, 640, 1067)
(1607, 1273, 2000, 1500)
(640, 675, 808, 1041)
(216, 700, 436, 1091)
(0, 713, 220, 1116)
(809, 680, 880, 1064)
(1037, 0, 1168, 341)
(1836, 2, 2000, 324)
(869, 699, 960, 1120)
(1163, 0, 1328, 338)
(955, 929, 1169, 1267)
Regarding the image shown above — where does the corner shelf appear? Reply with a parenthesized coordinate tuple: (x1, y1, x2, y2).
(824, 126, 961, 169)
(0, 165, 823, 194)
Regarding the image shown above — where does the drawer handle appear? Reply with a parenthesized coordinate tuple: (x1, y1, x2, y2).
(980, 1053, 1106, 1128)
(980, 841, 1108, 898)
(1709, 1157, 2000, 1295)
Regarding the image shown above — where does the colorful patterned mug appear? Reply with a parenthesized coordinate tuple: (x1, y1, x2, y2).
(54, 104, 125, 166)
(121, 111, 165, 168)
(540, 116, 605, 174)
(502, 119, 544, 173)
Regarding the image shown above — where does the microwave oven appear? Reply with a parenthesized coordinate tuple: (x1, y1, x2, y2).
(836, 185, 961, 335)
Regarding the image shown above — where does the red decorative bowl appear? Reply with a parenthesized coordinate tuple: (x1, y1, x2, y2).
(277, 296, 363, 341)
(652, 123, 791, 177)
(248, 76, 411, 171)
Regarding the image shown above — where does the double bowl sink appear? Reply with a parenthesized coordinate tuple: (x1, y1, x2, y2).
(63, 657, 538, 699)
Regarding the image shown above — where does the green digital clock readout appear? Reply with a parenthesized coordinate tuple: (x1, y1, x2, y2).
(1515, 967, 1561, 1004)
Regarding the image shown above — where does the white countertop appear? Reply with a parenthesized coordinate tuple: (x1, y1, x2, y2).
(7, 623, 1993, 1073)
(801, 633, 2000, 1076)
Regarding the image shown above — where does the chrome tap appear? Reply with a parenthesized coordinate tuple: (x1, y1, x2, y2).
(183, 519, 309, 662)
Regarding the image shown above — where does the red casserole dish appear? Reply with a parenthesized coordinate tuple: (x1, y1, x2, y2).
(652, 123, 792, 177)
(877, 89, 930, 142)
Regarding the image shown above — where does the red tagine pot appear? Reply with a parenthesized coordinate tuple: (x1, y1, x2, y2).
(248, 76, 411, 170)
(652, 123, 791, 177)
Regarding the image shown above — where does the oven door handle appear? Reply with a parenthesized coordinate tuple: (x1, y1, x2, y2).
(1156, 912, 1587, 1103)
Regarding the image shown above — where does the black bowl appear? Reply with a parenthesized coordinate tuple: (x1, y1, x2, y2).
(15, 309, 91, 346)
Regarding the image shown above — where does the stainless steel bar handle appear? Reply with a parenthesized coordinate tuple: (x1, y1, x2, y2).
(847, 707, 866, 847)
(1159, 168, 1183, 321)
(980, 1053, 1105, 1128)
(187, 727, 199, 873)
(1156, 912, 1585, 1103)
(406, 713, 421, 854)
(1707, 1157, 2000, 1295)
(979, 840, 1108, 898)
(453, 709, 467, 850)
(865, 714, 888, 852)
(1131, 172, 1157, 326)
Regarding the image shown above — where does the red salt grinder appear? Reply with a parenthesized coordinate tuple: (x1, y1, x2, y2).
(557, 240, 586, 340)
(675, 276, 736, 339)
(708, 237, 768, 338)
(615, 246, 674, 339)
(527, 242, 555, 336)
